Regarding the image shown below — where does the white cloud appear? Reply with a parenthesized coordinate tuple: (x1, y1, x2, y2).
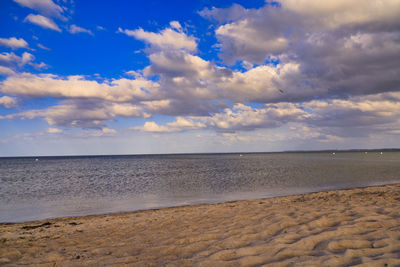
(82, 128, 117, 137)
(4, 99, 149, 128)
(0, 66, 16, 76)
(281, 0, 400, 29)
(167, 117, 205, 129)
(169, 21, 182, 31)
(215, 17, 289, 63)
(107, 103, 150, 118)
(21, 52, 35, 66)
(0, 37, 28, 49)
(96, 25, 106, 31)
(37, 43, 50, 50)
(24, 14, 61, 32)
(68, 25, 94, 36)
(200, 4, 295, 64)
(0, 52, 20, 65)
(0, 96, 18, 108)
(197, 1, 400, 104)
(46, 127, 63, 134)
(135, 103, 305, 133)
(201, 103, 306, 132)
(217, 62, 305, 103)
(133, 121, 178, 133)
(141, 99, 172, 113)
(101, 128, 117, 134)
(0, 73, 160, 102)
(124, 70, 142, 78)
(0, 51, 35, 67)
(0, 52, 47, 73)
(304, 93, 400, 128)
(131, 90, 400, 137)
(13, 0, 65, 19)
(199, 4, 247, 23)
(29, 61, 48, 70)
(133, 116, 206, 133)
(118, 24, 197, 52)
(201, 1, 400, 66)
(146, 51, 214, 79)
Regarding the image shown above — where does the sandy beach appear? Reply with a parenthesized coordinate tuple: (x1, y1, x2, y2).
(1, 184, 400, 266)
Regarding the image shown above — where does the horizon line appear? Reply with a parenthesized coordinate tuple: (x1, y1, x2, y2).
(1, 148, 400, 158)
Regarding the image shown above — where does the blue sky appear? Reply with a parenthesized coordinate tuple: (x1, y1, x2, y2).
(1, 0, 400, 156)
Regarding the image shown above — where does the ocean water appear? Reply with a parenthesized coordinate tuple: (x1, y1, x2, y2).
(1, 152, 400, 222)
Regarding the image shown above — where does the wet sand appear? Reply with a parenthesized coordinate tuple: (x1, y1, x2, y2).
(1, 184, 400, 266)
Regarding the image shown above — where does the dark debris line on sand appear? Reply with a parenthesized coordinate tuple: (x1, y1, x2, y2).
(21, 222, 53, 230)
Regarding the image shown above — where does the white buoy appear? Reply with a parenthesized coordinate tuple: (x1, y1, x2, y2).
(35, 158, 39, 162)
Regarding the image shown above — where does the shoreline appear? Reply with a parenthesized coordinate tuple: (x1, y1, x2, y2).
(1, 183, 400, 266)
(3, 181, 400, 224)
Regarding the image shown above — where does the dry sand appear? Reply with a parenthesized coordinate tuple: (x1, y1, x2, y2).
(1, 184, 400, 266)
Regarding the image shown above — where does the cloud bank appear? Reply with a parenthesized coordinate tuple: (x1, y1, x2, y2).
(1, 0, 400, 149)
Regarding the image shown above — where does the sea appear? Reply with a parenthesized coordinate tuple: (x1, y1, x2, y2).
(1, 152, 400, 223)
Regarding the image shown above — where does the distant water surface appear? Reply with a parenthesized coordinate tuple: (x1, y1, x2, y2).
(1, 152, 400, 222)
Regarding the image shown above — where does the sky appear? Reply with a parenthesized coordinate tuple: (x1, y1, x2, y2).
(0, 0, 400, 156)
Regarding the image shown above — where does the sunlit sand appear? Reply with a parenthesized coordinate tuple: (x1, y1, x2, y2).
(1, 184, 400, 266)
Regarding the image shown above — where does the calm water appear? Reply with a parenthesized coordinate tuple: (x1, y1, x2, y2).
(1, 152, 400, 222)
